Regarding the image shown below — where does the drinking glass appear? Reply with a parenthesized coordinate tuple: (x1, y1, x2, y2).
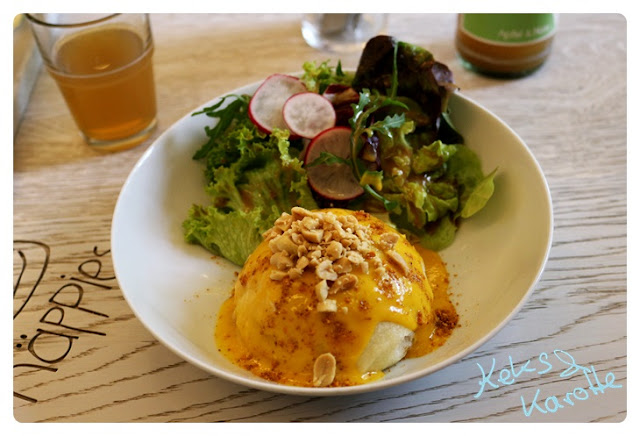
(26, 13, 157, 151)
(301, 14, 388, 54)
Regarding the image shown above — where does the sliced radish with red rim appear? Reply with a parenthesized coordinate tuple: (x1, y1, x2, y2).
(248, 74, 307, 134)
(304, 126, 364, 201)
(283, 92, 336, 139)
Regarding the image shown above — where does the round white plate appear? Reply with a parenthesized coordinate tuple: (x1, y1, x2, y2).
(111, 80, 553, 396)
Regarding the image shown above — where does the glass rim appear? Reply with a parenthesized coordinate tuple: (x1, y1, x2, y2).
(24, 13, 123, 28)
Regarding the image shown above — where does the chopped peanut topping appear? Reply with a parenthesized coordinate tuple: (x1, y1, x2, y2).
(332, 257, 353, 274)
(301, 228, 324, 243)
(317, 299, 337, 313)
(315, 280, 329, 301)
(264, 208, 410, 310)
(313, 352, 337, 387)
(380, 232, 400, 249)
(269, 270, 287, 281)
(386, 250, 410, 275)
(327, 240, 346, 261)
(270, 251, 293, 270)
(330, 273, 358, 294)
(316, 259, 338, 281)
(261, 208, 418, 387)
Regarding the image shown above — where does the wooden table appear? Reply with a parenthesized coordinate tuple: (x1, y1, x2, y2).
(13, 13, 627, 423)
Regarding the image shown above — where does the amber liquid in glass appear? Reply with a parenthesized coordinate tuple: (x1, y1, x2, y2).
(49, 25, 157, 146)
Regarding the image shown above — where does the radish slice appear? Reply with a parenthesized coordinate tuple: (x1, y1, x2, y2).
(248, 74, 307, 134)
(283, 92, 336, 139)
(304, 127, 364, 201)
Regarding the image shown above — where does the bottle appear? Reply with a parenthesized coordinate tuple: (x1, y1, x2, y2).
(455, 13, 556, 78)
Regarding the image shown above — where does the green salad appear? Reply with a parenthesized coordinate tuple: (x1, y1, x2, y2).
(183, 35, 496, 266)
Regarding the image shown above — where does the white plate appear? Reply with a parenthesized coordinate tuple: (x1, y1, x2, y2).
(111, 80, 553, 396)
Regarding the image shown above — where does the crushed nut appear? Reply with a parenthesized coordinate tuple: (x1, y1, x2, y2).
(380, 232, 400, 249)
(301, 216, 320, 230)
(288, 268, 303, 279)
(301, 228, 324, 243)
(374, 266, 387, 278)
(316, 259, 338, 281)
(313, 353, 336, 387)
(371, 256, 383, 269)
(265, 208, 409, 315)
(297, 244, 308, 257)
(315, 280, 329, 301)
(296, 256, 310, 271)
(329, 273, 358, 294)
(386, 250, 410, 275)
(346, 250, 362, 262)
(317, 299, 337, 312)
(332, 257, 353, 274)
(339, 214, 358, 230)
(270, 270, 288, 281)
(291, 232, 305, 245)
(270, 235, 297, 256)
(291, 206, 314, 220)
(325, 240, 344, 261)
(270, 251, 293, 271)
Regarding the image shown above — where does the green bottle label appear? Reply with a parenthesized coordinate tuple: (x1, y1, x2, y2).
(460, 14, 556, 45)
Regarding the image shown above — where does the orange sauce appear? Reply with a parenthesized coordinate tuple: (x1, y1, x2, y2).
(215, 222, 458, 387)
(48, 25, 157, 144)
(215, 238, 458, 386)
(405, 246, 458, 358)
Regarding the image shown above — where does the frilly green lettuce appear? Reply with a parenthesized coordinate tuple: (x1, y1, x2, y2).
(183, 98, 317, 266)
(185, 36, 497, 263)
(300, 60, 354, 94)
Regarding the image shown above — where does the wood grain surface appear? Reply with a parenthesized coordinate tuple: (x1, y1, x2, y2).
(12, 13, 627, 423)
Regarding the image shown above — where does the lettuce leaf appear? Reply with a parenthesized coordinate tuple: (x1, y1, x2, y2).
(359, 112, 494, 250)
(183, 97, 318, 265)
(185, 41, 496, 262)
(446, 144, 497, 219)
(183, 206, 264, 266)
(301, 60, 354, 94)
(389, 207, 458, 252)
(411, 140, 458, 174)
(346, 37, 496, 251)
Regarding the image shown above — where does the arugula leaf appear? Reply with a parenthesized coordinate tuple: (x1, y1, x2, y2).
(306, 151, 351, 168)
(191, 95, 251, 161)
(348, 88, 408, 208)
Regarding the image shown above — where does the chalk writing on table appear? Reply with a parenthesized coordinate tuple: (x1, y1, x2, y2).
(13, 241, 116, 403)
(474, 350, 623, 417)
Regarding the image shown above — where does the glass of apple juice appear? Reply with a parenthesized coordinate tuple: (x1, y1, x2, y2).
(26, 13, 158, 151)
